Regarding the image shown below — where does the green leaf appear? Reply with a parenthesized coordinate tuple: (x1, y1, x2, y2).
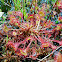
(19, 16, 21, 20)
(21, 8, 23, 13)
(47, 0, 49, 4)
(23, 0, 25, 9)
(13, 0, 16, 4)
(44, 15, 47, 19)
(17, 0, 21, 8)
(60, 29, 62, 31)
(6, 35, 8, 44)
(52, 0, 57, 4)
(1, 0, 4, 4)
(55, 21, 59, 24)
(23, 9, 28, 19)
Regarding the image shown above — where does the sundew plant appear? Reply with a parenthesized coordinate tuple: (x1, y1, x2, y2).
(0, 0, 62, 62)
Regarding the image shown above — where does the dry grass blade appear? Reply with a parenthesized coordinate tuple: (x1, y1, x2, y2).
(37, 46, 62, 62)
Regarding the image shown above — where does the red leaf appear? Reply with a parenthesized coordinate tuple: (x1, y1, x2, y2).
(48, 34, 51, 38)
(37, 35, 44, 44)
